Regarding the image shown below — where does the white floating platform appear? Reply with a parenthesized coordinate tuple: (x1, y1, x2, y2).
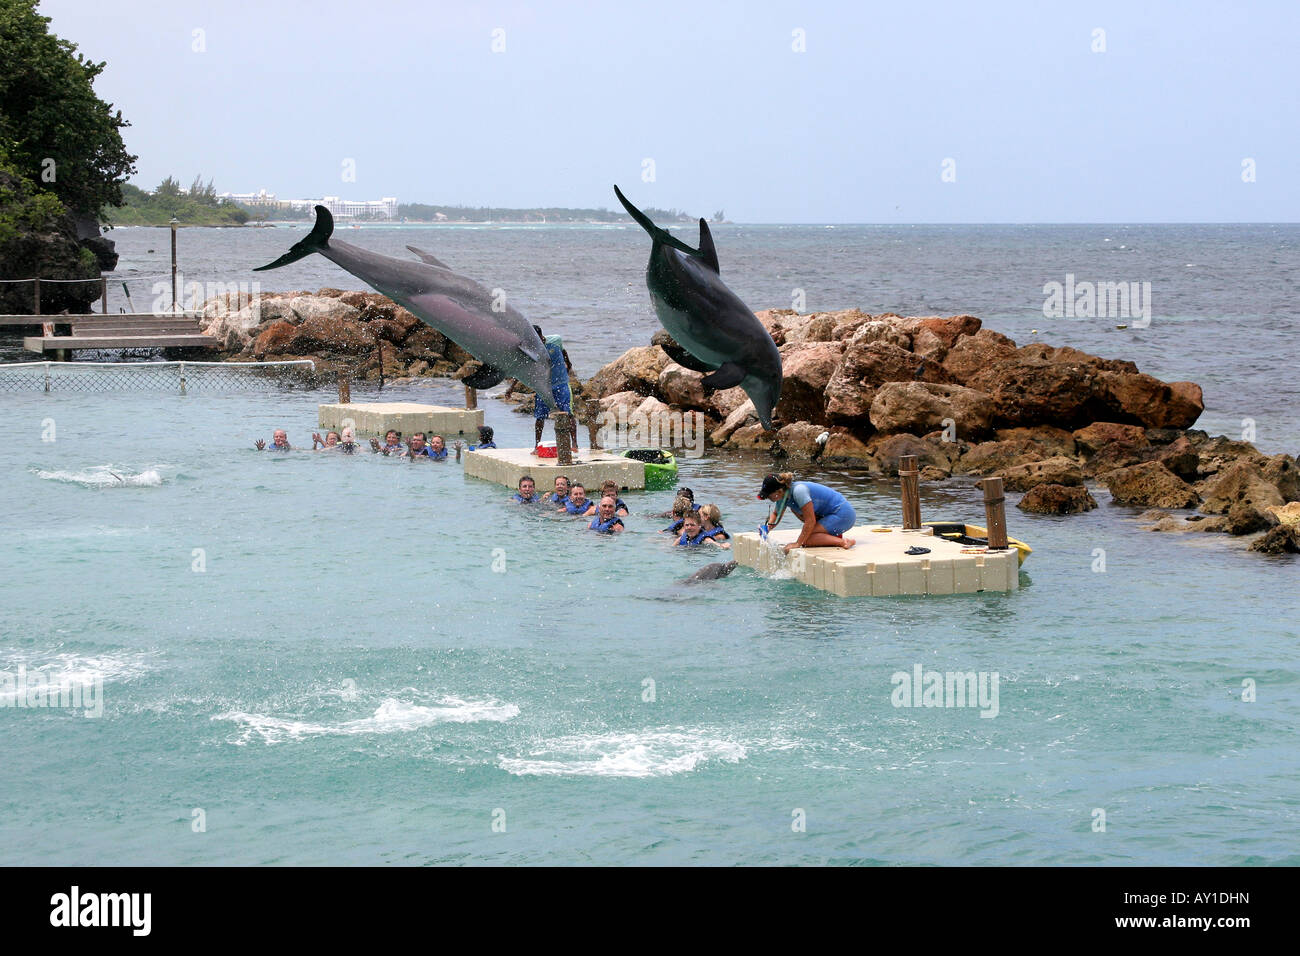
(732, 525, 1020, 597)
(318, 402, 484, 439)
(464, 447, 645, 490)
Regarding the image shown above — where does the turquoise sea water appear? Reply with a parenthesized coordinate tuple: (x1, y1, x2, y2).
(2, 224, 1297, 865)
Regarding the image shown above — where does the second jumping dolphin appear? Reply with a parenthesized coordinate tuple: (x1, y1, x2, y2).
(615, 186, 782, 429)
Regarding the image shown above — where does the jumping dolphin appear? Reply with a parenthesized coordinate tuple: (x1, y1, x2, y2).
(680, 560, 738, 584)
(614, 186, 782, 429)
(254, 206, 556, 400)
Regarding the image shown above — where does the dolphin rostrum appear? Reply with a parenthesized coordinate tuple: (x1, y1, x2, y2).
(614, 186, 782, 429)
(254, 206, 556, 402)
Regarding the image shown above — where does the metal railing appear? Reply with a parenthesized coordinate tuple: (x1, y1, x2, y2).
(0, 360, 317, 393)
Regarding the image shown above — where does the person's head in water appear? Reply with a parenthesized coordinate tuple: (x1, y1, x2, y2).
(478, 425, 494, 445)
(681, 511, 703, 538)
(340, 426, 356, 453)
(272, 429, 289, 449)
(600, 479, 620, 500)
(553, 476, 570, 497)
(569, 483, 588, 508)
(671, 495, 693, 518)
(384, 429, 400, 447)
(597, 495, 617, 522)
(758, 473, 795, 503)
(409, 433, 427, 453)
(677, 487, 695, 503)
(323, 431, 340, 447)
(518, 476, 536, 498)
(429, 435, 446, 454)
(700, 503, 723, 528)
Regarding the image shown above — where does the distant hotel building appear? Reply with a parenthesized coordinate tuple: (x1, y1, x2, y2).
(218, 189, 399, 220)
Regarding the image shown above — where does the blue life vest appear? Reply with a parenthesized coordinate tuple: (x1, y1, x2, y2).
(700, 525, 728, 541)
(677, 529, 707, 546)
(566, 498, 593, 515)
(512, 492, 540, 503)
(477, 441, 497, 449)
(589, 515, 623, 533)
(663, 518, 684, 534)
(428, 447, 448, 460)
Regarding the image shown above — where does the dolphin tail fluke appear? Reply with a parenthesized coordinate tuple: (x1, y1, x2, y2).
(613, 185, 699, 258)
(253, 205, 333, 271)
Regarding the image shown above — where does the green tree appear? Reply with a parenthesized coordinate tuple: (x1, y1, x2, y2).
(0, 0, 137, 217)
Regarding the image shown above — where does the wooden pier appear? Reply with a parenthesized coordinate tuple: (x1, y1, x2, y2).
(2, 312, 215, 355)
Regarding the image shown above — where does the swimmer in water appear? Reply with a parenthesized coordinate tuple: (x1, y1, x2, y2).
(255, 429, 291, 451)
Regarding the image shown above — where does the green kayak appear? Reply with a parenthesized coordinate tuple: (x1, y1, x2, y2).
(619, 448, 678, 490)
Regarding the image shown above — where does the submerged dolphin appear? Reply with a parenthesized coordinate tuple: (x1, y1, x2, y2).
(680, 560, 738, 584)
(254, 206, 555, 401)
(614, 186, 782, 429)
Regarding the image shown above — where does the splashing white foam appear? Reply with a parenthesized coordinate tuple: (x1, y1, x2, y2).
(216, 695, 519, 745)
(33, 465, 163, 487)
(499, 729, 747, 778)
(0, 649, 156, 704)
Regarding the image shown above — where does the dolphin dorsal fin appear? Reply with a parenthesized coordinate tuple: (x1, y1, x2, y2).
(406, 245, 451, 270)
(697, 219, 720, 273)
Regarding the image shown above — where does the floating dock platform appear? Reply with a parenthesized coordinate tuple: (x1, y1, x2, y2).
(464, 447, 646, 490)
(732, 525, 1020, 596)
(318, 402, 483, 439)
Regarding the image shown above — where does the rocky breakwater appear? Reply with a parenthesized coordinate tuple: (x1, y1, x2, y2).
(583, 308, 1300, 555)
(197, 288, 483, 384)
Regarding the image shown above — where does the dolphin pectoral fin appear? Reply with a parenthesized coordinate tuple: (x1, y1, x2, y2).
(656, 335, 714, 374)
(700, 362, 746, 391)
(254, 205, 333, 270)
(405, 245, 451, 270)
(697, 219, 720, 273)
(460, 363, 507, 390)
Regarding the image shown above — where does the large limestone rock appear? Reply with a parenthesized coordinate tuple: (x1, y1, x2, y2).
(710, 399, 758, 445)
(967, 354, 1114, 429)
(1199, 461, 1286, 515)
(866, 432, 960, 476)
(942, 328, 1017, 384)
(657, 363, 707, 410)
(774, 341, 844, 424)
(774, 422, 830, 459)
(289, 294, 361, 326)
(1073, 421, 1152, 474)
(824, 340, 952, 423)
(833, 316, 913, 350)
(1017, 484, 1098, 514)
(993, 425, 1077, 458)
(202, 303, 261, 352)
(953, 438, 1051, 475)
(869, 381, 994, 438)
(709, 385, 750, 420)
(1099, 371, 1204, 429)
(1000, 456, 1085, 491)
(1101, 461, 1199, 509)
(900, 314, 982, 350)
(586, 345, 670, 397)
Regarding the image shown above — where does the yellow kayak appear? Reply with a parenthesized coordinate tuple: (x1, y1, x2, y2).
(924, 522, 1032, 566)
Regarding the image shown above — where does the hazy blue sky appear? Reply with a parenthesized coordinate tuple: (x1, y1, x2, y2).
(39, 0, 1299, 222)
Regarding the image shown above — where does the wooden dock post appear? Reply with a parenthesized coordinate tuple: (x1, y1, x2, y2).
(981, 477, 1009, 550)
(33, 277, 40, 315)
(464, 385, 477, 409)
(169, 218, 179, 314)
(899, 454, 922, 530)
(555, 412, 573, 465)
(337, 372, 351, 405)
(100, 277, 108, 315)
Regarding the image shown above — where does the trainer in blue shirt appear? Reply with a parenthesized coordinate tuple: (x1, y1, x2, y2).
(758, 472, 857, 552)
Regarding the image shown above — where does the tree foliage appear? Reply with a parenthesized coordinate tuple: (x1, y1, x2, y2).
(0, 0, 137, 216)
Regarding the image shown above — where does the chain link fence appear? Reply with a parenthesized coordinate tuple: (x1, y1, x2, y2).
(0, 360, 317, 393)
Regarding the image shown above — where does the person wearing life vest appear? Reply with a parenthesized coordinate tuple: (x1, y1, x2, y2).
(676, 510, 710, 546)
(311, 430, 341, 450)
(474, 425, 497, 449)
(370, 429, 402, 455)
(255, 428, 292, 451)
(512, 476, 540, 504)
(588, 496, 625, 533)
(598, 480, 630, 516)
(565, 483, 596, 517)
(758, 472, 857, 552)
(662, 494, 694, 534)
(698, 503, 731, 548)
(544, 475, 571, 509)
